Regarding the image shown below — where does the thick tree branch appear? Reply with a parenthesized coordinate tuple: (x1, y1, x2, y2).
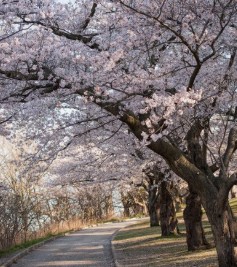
(81, 3, 98, 31)
(221, 128, 237, 174)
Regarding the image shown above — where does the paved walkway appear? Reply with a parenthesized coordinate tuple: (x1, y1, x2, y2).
(8, 220, 141, 267)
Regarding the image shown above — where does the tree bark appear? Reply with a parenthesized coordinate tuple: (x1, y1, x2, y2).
(160, 181, 178, 236)
(183, 190, 209, 250)
(123, 205, 130, 217)
(99, 106, 237, 265)
(121, 192, 131, 217)
(206, 204, 237, 267)
(148, 186, 160, 227)
(227, 203, 237, 244)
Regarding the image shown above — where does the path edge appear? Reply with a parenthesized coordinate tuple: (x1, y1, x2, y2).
(0, 222, 109, 267)
(0, 235, 64, 267)
(0, 223, 101, 267)
(110, 218, 148, 267)
(111, 229, 121, 267)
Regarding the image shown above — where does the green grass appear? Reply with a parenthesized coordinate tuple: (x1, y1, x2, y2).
(102, 217, 125, 223)
(113, 198, 237, 266)
(114, 221, 160, 241)
(0, 233, 60, 258)
(230, 197, 237, 212)
(113, 220, 218, 266)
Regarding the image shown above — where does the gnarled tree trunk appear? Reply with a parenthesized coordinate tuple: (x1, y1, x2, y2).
(205, 201, 237, 267)
(183, 190, 209, 251)
(148, 185, 160, 227)
(160, 181, 178, 236)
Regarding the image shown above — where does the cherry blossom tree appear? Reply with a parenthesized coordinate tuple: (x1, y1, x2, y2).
(0, 137, 121, 249)
(0, 0, 237, 265)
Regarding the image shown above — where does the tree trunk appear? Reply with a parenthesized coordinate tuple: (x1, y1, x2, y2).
(148, 186, 160, 227)
(160, 181, 178, 236)
(121, 192, 131, 217)
(227, 203, 237, 243)
(206, 205, 237, 267)
(183, 190, 209, 251)
(149, 208, 159, 227)
(123, 205, 130, 217)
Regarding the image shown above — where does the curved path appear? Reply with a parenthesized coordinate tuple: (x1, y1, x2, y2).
(11, 219, 141, 267)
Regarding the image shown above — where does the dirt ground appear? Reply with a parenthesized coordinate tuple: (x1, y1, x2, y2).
(113, 221, 218, 267)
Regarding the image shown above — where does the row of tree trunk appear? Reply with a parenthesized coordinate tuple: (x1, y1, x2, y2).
(148, 179, 237, 258)
(148, 180, 179, 235)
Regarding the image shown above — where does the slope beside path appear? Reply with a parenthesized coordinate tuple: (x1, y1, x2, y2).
(1, 219, 144, 267)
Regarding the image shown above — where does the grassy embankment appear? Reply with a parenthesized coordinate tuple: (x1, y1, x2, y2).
(0, 233, 61, 258)
(0, 216, 122, 259)
(113, 198, 237, 267)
